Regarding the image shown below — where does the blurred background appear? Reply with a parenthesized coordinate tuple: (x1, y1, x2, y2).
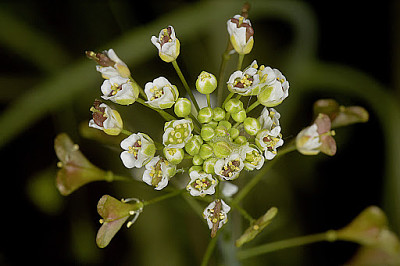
(0, 0, 398, 265)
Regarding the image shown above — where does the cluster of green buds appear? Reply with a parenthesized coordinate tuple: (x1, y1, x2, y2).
(56, 4, 369, 249)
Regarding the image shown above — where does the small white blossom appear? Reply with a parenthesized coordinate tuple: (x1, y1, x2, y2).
(142, 156, 176, 190)
(94, 49, 130, 79)
(214, 153, 244, 180)
(101, 76, 139, 105)
(145, 77, 179, 109)
(257, 68, 289, 107)
(186, 170, 217, 197)
(296, 124, 322, 155)
(227, 15, 254, 54)
(241, 144, 265, 170)
(163, 119, 193, 149)
(89, 100, 123, 135)
(120, 133, 156, 168)
(203, 199, 231, 233)
(255, 127, 284, 160)
(151, 26, 180, 62)
(258, 107, 280, 130)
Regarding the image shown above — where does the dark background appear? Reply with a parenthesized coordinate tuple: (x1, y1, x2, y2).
(0, 0, 397, 265)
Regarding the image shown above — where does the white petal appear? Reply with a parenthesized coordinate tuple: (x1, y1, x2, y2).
(120, 151, 136, 168)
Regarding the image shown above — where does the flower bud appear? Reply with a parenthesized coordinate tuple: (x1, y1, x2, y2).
(225, 98, 244, 113)
(163, 147, 184, 165)
(218, 120, 232, 130)
(89, 100, 123, 136)
(229, 127, 240, 140)
(192, 154, 204, 166)
(199, 144, 214, 160)
(212, 141, 232, 158)
(235, 136, 248, 145)
(215, 125, 228, 137)
(231, 109, 247, 123)
(227, 15, 254, 55)
(198, 107, 214, 124)
(203, 158, 218, 174)
(174, 98, 192, 117)
(205, 121, 218, 129)
(151, 26, 180, 63)
(212, 107, 226, 121)
(189, 165, 203, 173)
(196, 71, 217, 94)
(201, 126, 215, 141)
(243, 117, 261, 136)
(185, 135, 202, 156)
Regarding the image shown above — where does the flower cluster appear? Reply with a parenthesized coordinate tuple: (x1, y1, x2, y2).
(55, 6, 368, 249)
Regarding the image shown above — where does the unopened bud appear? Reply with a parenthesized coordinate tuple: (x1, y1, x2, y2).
(196, 71, 217, 94)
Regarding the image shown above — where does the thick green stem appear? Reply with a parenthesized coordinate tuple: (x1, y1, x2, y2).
(217, 49, 232, 106)
(222, 92, 235, 108)
(200, 230, 221, 266)
(237, 53, 245, 71)
(121, 129, 132, 136)
(136, 98, 176, 121)
(143, 189, 184, 206)
(237, 230, 337, 260)
(206, 94, 211, 108)
(171, 60, 200, 112)
(246, 100, 261, 113)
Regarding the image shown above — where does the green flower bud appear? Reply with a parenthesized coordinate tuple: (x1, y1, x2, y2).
(225, 98, 243, 114)
(211, 141, 232, 158)
(198, 107, 214, 124)
(243, 117, 261, 136)
(189, 165, 203, 173)
(174, 98, 191, 117)
(215, 125, 228, 137)
(231, 109, 247, 123)
(235, 136, 248, 145)
(199, 144, 214, 160)
(192, 154, 204, 166)
(163, 147, 184, 165)
(218, 120, 232, 130)
(203, 157, 218, 174)
(212, 107, 226, 121)
(229, 128, 240, 139)
(205, 121, 218, 129)
(195, 71, 217, 94)
(185, 135, 202, 156)
(192, 134, 204, 145)
(201, 126, 215, 141)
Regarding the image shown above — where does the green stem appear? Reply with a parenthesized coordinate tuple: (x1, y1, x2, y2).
(230, 201, 254, 223)
(222, 92, 235, 108)
(121, 129, 132, 136)
(237, 53, 245, 71)
(171, 60, 200, 112)
(200, 230, 221, 266)
(136, 98, 176, 121)
(206, 94, 211, 108)
(143, 189, 184, 206)
(237, 230, 337, 260)
(217, 49, 232, 107)
(246, 100, 261, 114)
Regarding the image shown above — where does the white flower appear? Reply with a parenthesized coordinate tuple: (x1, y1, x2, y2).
(241, 144, 265, 170)
(257, 68, 289, 107)
(227, 15, 254, 54)
(203, 199, 231, 233)
(101, 76, 139, 105)
(94, 49, 130, 79)
(221, 182, 238, 198)
(255, 127, 284, 160)
(258, 107, 280, 130)
(89, 100, 123, 135)
(162, 119, 193, 149)
(145, 77, 179, 109)
(142, 156, 176, 190)
(186, 170, 217, 197)
(120, 133, 156, 168)
(214, 153, 244, 180)
(296, 124, 322, 155)
(151, 26, 180, 62)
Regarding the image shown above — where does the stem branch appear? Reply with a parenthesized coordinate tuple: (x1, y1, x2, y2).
(172, 60, 200, 112)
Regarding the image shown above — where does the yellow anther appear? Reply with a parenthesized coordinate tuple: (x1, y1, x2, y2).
(99, 219, 104, 224)
(212, 218, 218, 223)
(253, 225, 260, 230)
(57, 161, 63, 168)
